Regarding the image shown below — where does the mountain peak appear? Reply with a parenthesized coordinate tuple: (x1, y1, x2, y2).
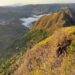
(60, 7, 73, 17)
(32, 8, 75, 32)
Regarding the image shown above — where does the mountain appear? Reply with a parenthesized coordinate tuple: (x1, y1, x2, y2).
(0, 24, 49, 75)
(0, 19, 29, 63)
(32, 7, 75, 33)
(0, 6, 75, 75)
(12, 26, 75, 75)
(1, 4, 75, 19)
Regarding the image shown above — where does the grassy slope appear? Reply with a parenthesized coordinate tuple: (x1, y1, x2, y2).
(1, 8, 75, 75)
(13, 27, 75, 75)
(32, 8, 75, 33)
(0, 29, 49, 75)
(0, 19, 29, 63)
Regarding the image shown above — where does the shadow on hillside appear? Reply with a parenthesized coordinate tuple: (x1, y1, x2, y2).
(57, 38, 71, 57)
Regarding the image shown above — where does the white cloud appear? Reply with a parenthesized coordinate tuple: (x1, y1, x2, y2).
(0, 0, 75, 6)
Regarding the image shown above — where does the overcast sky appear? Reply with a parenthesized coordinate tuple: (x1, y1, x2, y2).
(0, 0, 75, 6)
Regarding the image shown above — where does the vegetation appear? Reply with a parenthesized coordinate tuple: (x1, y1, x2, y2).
(1, 7, 75, 75)
(8, 29, 49, 50)
(12, 27, 75, 75)
(0, 29, 49, 75)
(32, 7, 75, 33)
(0, 19, 29, 63)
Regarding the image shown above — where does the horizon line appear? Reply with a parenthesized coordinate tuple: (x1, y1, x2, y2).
(0, 3, 75, 7)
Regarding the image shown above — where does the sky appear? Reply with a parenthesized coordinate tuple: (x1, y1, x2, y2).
(0, 0, 75, 6)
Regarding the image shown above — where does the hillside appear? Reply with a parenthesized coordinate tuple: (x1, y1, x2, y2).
(32, 7, 75, 33)
(0, 19, 28, 63)
(8, 7, 75, 54)
(11, 27, 75, 75)
(0, 29, 49, 75)
(0, 7, 75, 75)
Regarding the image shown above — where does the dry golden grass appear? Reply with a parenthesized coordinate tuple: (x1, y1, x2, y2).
(32, 10, 74, 34)
(12, 27, 75, 75)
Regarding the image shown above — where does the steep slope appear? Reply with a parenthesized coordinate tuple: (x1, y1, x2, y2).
(0, 29, 49, 75)
(1, 7, 75, 75)
(12, 27, 75, 75)
(0, 19, 29, 63)
(32, 7, 75, 33)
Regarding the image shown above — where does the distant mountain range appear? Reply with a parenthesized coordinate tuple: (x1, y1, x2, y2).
(0, 4, 75, 19)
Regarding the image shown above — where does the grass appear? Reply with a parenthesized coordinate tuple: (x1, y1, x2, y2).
(0, 29, 49, 75)
(9, 29, 49, 50)
(13, 27, 75, 75)
(1, 8, 75, 75)
(26, 70, 45, 75)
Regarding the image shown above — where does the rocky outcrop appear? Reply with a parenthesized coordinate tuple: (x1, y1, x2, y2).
(57, 38, 71, 57)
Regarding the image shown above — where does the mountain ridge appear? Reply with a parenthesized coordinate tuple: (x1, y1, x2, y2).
(32, 7, 75, 33)
(12, 27, 75, 75)
(1, 7, 75, 75)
